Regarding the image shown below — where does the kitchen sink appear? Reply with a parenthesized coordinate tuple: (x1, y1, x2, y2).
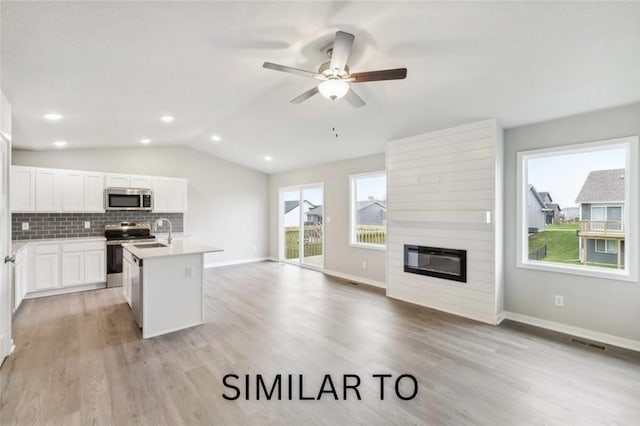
(133, 242, 169, 249)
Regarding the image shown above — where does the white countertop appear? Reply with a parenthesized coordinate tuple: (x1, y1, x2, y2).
(122, 240, 223, 259)
(12, 236, 107, 253)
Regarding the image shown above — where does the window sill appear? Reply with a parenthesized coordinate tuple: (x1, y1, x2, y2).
(517, 260, 637, 282)
(349, 243, 386, 251)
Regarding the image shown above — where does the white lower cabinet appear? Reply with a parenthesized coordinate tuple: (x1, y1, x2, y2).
(13, 249, 27, 311)
(123, 254, 132, 307)
(34, 249, 60, 291)
(26, 239, 106, 296)
(85, 250, 106, 284)
(62, 252, 85, 287)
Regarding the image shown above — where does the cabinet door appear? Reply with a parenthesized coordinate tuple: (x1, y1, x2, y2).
(106, 174, 130, 188)
(61, 171, 84, 212)
(84, 250, 105, 284)
(11, 167, 36, 212)
(35, 169, 61, 212)
(62, 252, 85, 287)
(152, 178, 171, 212)
(84, 173, 105, 212)
(14, 260, 25, 311)
(170, 179, 187, 212)
(122, 258, 131, 307)
(34, 253, 59, 290)
(130, 176, 152, 189)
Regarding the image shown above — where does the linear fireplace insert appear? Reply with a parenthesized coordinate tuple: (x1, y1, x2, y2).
(404, 245, 467, 283)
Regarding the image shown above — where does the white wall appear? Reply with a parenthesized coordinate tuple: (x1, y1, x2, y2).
(386, 119, 504, 324)
(268, 154, 386, 286)
(504, 102, 640, 343)
(12, 145, 269, 265)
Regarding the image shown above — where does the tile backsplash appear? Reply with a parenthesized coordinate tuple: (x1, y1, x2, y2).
(12, 212, 184, 240)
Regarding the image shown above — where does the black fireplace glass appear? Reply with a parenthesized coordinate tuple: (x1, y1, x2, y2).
(404, 245, 467, 283)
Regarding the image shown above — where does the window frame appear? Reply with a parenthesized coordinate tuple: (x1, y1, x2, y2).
(516, 136, 638, 282)
(349, 171, 387, 251)
(594, 239, 618, 255)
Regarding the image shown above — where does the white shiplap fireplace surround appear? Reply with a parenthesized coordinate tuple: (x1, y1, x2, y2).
(386, 119, 504, 324)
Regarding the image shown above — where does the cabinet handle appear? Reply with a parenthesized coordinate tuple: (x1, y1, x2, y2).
(4, 255, 16, 264)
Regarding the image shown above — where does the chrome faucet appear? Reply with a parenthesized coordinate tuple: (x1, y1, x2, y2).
(154, 218, 173, 245)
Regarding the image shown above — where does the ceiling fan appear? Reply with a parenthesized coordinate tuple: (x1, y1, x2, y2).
(263, 31, 407, 108)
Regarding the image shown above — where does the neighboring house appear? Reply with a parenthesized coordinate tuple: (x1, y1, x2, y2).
(283, 200, 317, 226)
(306, 205, 323, 225)
(527, 185, 547, 233)
(357, 200, 387, 226)
(562, 206, 580, 221)
(538, 192, 562, 224)
(575, 168, 625, 268)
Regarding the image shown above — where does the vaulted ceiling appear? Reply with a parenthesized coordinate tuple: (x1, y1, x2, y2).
(2, 1, 639, 173)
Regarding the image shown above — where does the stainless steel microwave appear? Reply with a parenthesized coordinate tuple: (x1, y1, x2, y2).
(105, 188, 153, 211)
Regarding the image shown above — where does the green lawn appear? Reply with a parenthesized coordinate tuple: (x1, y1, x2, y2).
(545, 222, 579, 230)
(528, 230, 579, 263)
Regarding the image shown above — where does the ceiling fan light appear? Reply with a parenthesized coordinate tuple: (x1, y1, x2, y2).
(318, 80, 349, 100)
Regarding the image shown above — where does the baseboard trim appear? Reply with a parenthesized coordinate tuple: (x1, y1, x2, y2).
(496, 311, 507, 325)
(504, 311, 640, 353)
(24, 283, 106, 300)
(323, 269, 386, 289)
(205, 257, 269, 268)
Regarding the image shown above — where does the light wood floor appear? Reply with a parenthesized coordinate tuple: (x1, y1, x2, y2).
(2, 262, 640, 425)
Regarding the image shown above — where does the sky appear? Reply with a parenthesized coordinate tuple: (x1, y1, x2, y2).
(527, 148, 626, 208)
(356, 175, 386, 201)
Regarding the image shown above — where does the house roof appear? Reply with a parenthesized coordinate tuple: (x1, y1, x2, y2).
(575, 169, 625, 203)
(548, 203, 561, 212)
(307, 206, 323, 216)
(528, 185, 547, 208)
(284, 200, 316, 214)
(538, 191, 552, 202)
(357, 200, 387, 211)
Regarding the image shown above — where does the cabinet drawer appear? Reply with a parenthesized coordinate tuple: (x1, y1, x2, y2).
(63, 241, 105, 252)
(35, 244, 60, 254)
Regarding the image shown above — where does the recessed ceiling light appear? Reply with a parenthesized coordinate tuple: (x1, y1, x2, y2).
(264, 155, 273, 162)
(140, 138, 151, 144)
(43, 113, 63, 121)
(160, 115, 175, 123)
(53, 141, 67, 147)
(211, 135, 222, 142)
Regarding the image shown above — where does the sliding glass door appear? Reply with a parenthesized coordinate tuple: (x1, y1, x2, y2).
(280, 184, 324, 269)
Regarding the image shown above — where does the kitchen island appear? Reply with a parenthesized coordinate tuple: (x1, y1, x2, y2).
(122, 240, 222, 338)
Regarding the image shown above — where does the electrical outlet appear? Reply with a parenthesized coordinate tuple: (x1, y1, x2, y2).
(22, 222, 29, 230)
(186, 267, 193, 278)
(554, 295, 564, 307)
(84, 221, 91, 229)
(362, 261, 367, 269)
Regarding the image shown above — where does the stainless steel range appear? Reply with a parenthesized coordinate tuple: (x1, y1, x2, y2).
(105, 222, 155, 287)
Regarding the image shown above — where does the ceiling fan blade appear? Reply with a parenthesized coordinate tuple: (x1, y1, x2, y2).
(329, 31, 355, 74)
(263, 62, 325, 80)
(344, 88, 366, 108)
(290, 86, 319, 104)
(350, 68, 407, 83)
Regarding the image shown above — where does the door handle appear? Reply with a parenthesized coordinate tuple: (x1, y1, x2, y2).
(4, 255, 15, 264)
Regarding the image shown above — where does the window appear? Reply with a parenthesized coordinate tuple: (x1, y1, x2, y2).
(350, 172, 386, 248)
(517, 136, 638, 281)
(595, 239, 618, 254)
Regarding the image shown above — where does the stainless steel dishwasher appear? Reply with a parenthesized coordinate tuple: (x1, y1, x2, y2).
(131, 254, 144, 328)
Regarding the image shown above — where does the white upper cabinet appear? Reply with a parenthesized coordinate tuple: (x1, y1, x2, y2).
(152, 178, 171, 212)
(170, 179, 188, 212)
(60, 170, 84, 212)
(11, 166, 36, 212)
(105, 173, 130, 188)
(11, 166, 187, 213)
(35, 169, 61, 212)
(130, 175, 152, 189)
(84, 172, 105, 212)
